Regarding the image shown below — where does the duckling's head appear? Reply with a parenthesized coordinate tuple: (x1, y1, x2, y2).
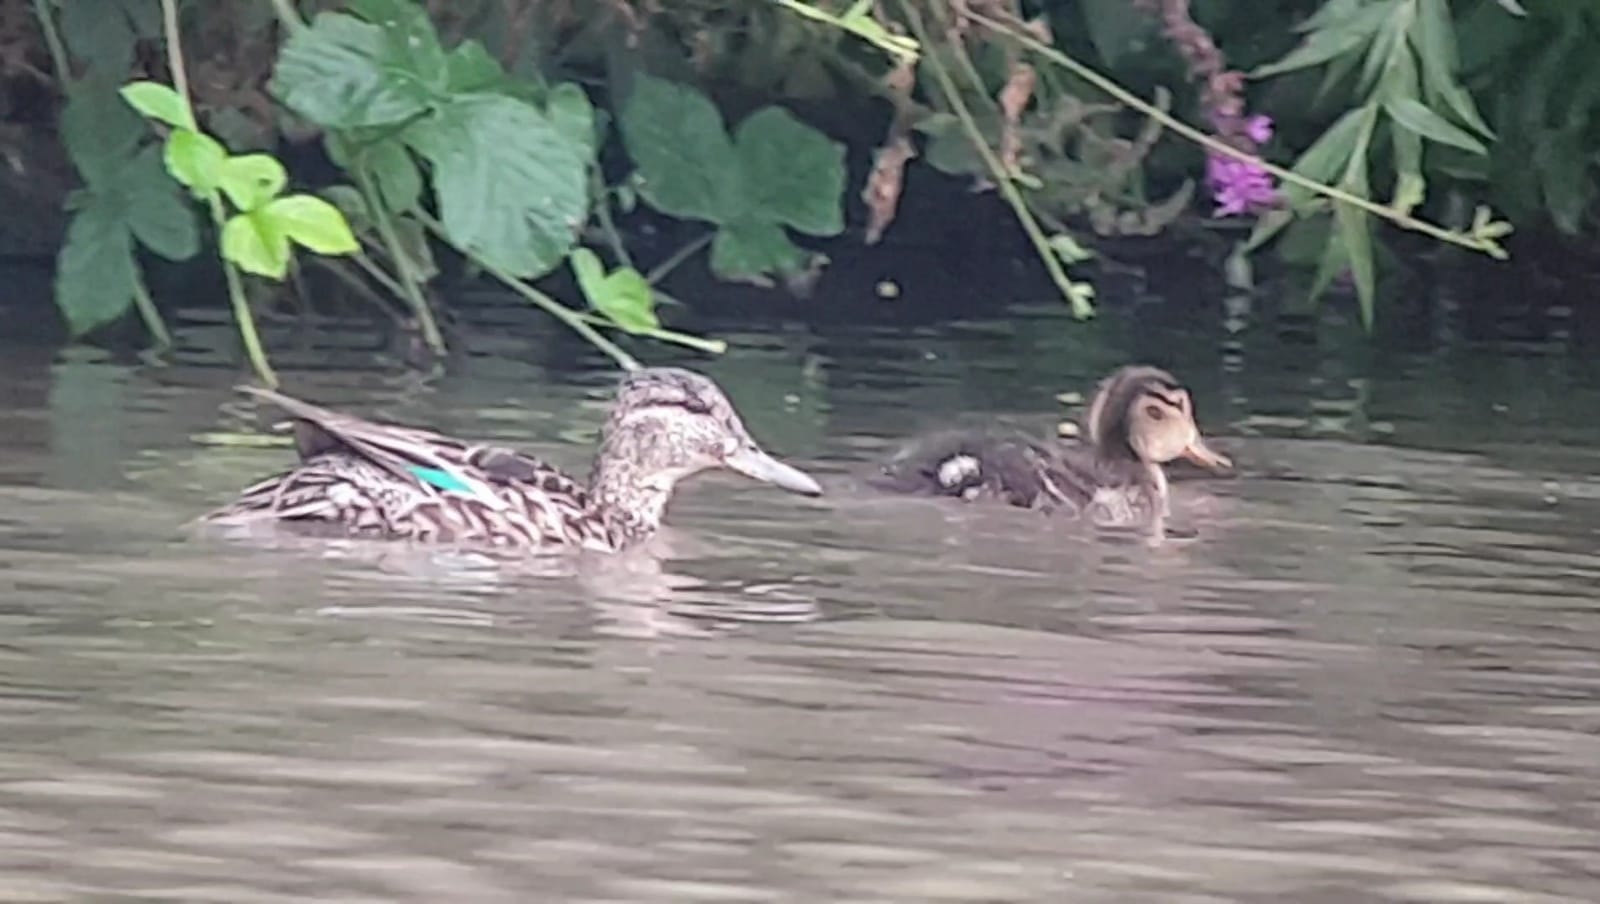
(1084, 366, 1232, 471)
(594, 367, 823, 498)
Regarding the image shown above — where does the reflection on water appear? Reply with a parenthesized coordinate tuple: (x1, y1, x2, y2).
(2, 295, 1600, 901)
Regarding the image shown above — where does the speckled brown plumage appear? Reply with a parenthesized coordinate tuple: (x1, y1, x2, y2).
(204, 368, 823, 552)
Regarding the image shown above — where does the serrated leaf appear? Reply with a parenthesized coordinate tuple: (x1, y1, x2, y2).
(733, 107, 846, 236)
(164, 129, 227, 194)
(221, 211, 291, 279)
(271, 12, 434, 129)
(55, 204, 137, 336)
(263, 195, 360, 255)
(710, 220, 808, 283)
(404, 93, 589, 278)
(1383, 96, 1487, 154)
(618, 74, 740, 224)
(120, 81, 192, 130)
(217, 153, 288, 211)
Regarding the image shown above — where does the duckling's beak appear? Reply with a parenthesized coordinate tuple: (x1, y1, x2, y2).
(725, 446, 824, 496)
(1181, 436, 1233, 473)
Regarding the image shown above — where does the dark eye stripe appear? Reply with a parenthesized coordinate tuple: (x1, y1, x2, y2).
(1149, 390, 1185, 409)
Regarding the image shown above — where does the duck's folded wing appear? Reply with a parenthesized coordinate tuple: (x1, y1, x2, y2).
(871, 429, 1075, 508)
(241, 386, 509, 511)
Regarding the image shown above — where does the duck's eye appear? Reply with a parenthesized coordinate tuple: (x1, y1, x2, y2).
(1144, 404, 1166, 421)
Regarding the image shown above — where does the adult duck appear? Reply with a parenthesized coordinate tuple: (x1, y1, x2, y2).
(203, 367, 823, 552)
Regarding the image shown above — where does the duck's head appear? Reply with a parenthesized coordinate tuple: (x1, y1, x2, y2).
(593, 367, 823, 498)
(1084, 365, 1232, 471)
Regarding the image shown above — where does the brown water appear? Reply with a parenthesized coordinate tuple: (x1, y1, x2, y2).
(3, 298, 1600, 902)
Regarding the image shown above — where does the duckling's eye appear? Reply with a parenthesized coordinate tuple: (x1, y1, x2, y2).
(1144, 404, 1166, 421)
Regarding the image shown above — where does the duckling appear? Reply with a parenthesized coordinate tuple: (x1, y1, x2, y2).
(871, 365, 1232, 536)
(202, 367, 823, 552)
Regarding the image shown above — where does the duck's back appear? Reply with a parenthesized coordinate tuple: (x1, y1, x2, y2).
(870, 428, 1167, 524)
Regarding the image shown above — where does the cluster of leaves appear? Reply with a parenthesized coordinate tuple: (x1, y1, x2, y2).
(1452, 1, 1600, 236)
(1244, 0, 1510, 326)
(46, 0, 850, 369)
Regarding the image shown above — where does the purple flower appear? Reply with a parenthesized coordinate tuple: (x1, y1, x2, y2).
(1206, 154, 1277, 217)
(1243, 114, 1273, 145)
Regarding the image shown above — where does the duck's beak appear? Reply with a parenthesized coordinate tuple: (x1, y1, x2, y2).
(1181, 436, 1233, 473)
(725, 446, 824, 496)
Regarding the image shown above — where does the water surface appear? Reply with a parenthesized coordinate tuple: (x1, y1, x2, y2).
(1, 295, 1599, 901)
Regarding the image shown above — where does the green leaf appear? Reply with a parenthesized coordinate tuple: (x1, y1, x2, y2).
(221, 211, 291, 279)
(364, 138, 422, 213)
(710, 220, 808, 283)
(63, 77, 146, 184)
(347, 0, 448, 93)
(1383, 97, 1487, 154)
(392, 215, 438, 281)
(1333, 171, 1376, 331)
(163, 129, 227, 195)
(444, 41, 507, 94)
(262, 194, 360, 255)
(1537, 128, 1590, 235)
(732, 107, 846, 236)
(592, 267, 658, 334)
(61, 0, 141, 77)
(320, 185, 371, 231)
(618, 73, 740, 223)
(570, 248, 659, 333)
(1283, 106, 1376, 209)
(569, 246, 607, 300)
(123, 145, 199, 261)
(119, 81, 192, 130)
(1389, 120, 1425, 215)
(271, 12, 433, 129)
(217, 153, 288, 211)
(1078, 0, 1154, 67)
(1248, 24, 1376, 78)
(54, 203, 137, 336)
(1357, 5, 1407, 94)
(547, 82, 598, 158)
(404, 93, 589, 278)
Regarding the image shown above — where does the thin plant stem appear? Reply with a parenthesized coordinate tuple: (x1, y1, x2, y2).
(645, 232, 713, 285)
(589, 167, 634, 271)
(129, 269, 173, 350)
(354, 164, 445, 353)
(965, 8, 1505, 257)
(29, 0, 71, 85)
(158, 0, 277, 385)
(350, 245, 411, 302)
(309, 257, 406, 323)
(899, 0, 1095, 318)
(410, 210, 641, 370)
(267, 0, 307, 33)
